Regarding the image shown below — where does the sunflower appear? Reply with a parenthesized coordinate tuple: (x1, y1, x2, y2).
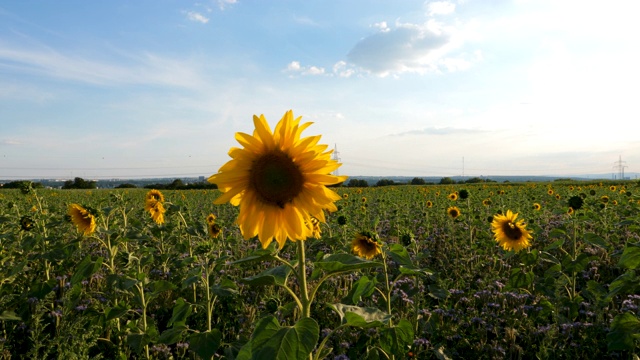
(206, 213, 216, 224)
(148, 201, 166, 225)
(567, 207, 574, 215)
(555, 194, 561, 200)
(601, 195, 609, 203)
(532, 203, 541, 211)
(491, 210, 532, 252)
(342, 193, 348, 199)
(145, 189, 165, 208)
(447, 206, 461, 219)
(610, 185, 617, 191)
(20, 215, 35, 231)
(208, 110, 347, 249)
(547, 189, 554, 195)
(448, 193, 458, 201)
(68, 204, 97, 236)
(483, 199, 492, 206)
(208, 222, 222, 239)
(306, 216, 322, 239)
(351, 231, 382, 260)
(426, 201, 433, 208)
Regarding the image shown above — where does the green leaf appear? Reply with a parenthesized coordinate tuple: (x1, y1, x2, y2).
(327, 303, 391, 328)
(605, 271, 639, 302)
(548, 228, 567, 239)
(619, 243, 640, 270)
(230, 243, 278, 265)
(543, 238, 565, 251)
(211, 277, 239, 297)
(398, 266, 434, 277)
(71, 255, 104, 286)
(149, 280, 177, 296)
(607, 313, 640, 351)
(188, 329, 222, 360)
(126, 333, 150, 355)
(387, 243, 413, 268)
(508, 267, 533, 289)
(519, 249, 538, 266)
(427, 285, 450, 300)
(314, 253, 381, 274)
(241, 265, 291, 287)
(563, 253, 596, 274)
(158, 325, 186, 345)
(168, 298, 192, 327)
(583, 233, 609, 250)
(0, 310, 21, 321)
(379, 319, 414, 355)
(106, 302, 130, 321)
(250, 316, 319, 360)
(342, 276, 377, 305)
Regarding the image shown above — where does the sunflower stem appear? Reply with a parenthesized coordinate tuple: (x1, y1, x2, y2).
(296, 240, 311, 319)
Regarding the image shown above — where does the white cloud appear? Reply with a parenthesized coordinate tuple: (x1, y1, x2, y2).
(285, 61, 325, 76)
(332, 61, 356, 78)
(0, 40, 206, 89)
(373, 21, 390, 32)
(1, 139, 22, 146)
(427, 1, 456, 16)
(185, 11, 209, 24)
(217, 0, 237, 10)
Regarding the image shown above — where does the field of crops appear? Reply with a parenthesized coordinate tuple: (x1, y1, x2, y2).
(1, 181, 640, 359)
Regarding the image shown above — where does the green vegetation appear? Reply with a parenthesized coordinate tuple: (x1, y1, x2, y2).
(0, 181, 639, 358)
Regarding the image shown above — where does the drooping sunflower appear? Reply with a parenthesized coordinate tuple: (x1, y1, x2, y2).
(208, 110, 347, 249)
(148, 201, 166, 225)
(447, 206, 461, 219)
(532, 203, 541, 211)
(68, 204, 97, 236)
(491, 210, 532, 252)
(306, 216, 322, 239)
(351, 231, 382, 260)
(206, 214, 222, 239)
(145, 189, 165, 208)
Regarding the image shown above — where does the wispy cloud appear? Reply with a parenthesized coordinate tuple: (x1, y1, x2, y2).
(0, 39, 206, 89)
(391, 126, 485, 136)
(1, 139, 22, 146)
(185, 11, 209, 24)
(427, 1, 455, 16)
(217, 0, 237, 10)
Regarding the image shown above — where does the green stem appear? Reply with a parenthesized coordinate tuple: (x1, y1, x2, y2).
(297, 240, 311, 319)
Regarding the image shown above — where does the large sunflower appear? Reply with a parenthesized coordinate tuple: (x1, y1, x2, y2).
(447, 206, 461, 219)
(491, 210, 532, 252)
(68, 204, 97, 236)
(208, 110, 347, 249)
(351, 232, 382, 260)
(148, 201, 166, 225)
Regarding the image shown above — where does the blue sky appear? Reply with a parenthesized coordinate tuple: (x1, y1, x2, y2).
(2, 0, 640, 180)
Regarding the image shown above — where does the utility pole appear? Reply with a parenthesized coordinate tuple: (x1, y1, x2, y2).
(613, 155, 628, 180)
(332, 144, 341, 176)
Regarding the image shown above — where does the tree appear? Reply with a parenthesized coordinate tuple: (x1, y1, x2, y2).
(62, 177, 97, 189)
(439, 177, 456, 185)
(410, 177, 426, 185)
(347, 179, 369, 187)
(376, 179, 395, 187)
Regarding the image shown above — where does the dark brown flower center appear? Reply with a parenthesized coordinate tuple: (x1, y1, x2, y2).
(502, 222, 523, 240)
(250, 151, 304, 208)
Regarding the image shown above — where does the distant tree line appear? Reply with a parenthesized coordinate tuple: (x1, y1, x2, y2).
(142, 179, 218, 190)
(0, 180, 43, 190)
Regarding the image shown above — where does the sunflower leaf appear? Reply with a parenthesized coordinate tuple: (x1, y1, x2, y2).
(607, 313, 640, 351)
(241, 265, 291, 287)
(327, 303, 391, 328)
(248, 316, 319, 360)
(314, 253, 381, 274)
(619, 243, 640, 270)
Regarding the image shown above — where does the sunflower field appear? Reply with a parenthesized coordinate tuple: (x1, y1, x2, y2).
(1, 180, 640, 360)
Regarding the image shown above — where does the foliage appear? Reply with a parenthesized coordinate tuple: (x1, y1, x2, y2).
(0, 180, 638, 358)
